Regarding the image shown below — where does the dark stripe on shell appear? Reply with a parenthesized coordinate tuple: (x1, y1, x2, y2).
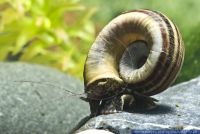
(125, 10, 176, 95)
(142, 10, 177, 95)
(145, 19, 182, 95)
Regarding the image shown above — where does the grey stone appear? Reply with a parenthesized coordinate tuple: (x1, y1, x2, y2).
(76, 77, 200, 133)
(0, 62, 90, 134)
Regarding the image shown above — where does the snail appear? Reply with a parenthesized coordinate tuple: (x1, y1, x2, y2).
(83, 9, 184, 116)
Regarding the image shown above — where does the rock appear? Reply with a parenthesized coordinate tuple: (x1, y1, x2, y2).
(76, 77, 200, 133)
(77, 129, 114, 134)
(0, 62, 90, 134)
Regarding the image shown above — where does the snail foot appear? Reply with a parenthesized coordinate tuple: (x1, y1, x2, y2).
(89, 100, 101, 116)
(122, 91, 158, 112)
(99, 95, 123, 115)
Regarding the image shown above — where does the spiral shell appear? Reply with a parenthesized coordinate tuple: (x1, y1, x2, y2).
(84, 9, 184, 105)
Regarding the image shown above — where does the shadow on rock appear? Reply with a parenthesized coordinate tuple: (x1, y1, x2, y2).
(126, 104, 174, 115)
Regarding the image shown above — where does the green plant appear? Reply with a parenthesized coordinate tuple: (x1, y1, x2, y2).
(0, 0, 96, 79)
(1, 0, 200, 84)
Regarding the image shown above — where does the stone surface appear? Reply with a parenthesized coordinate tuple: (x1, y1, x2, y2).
(0, 62, 90, 134)
(77, 129, 114, 134)
(77, 77, 200, 133)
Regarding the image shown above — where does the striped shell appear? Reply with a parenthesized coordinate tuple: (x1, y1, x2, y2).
(84, 9, 184, 101)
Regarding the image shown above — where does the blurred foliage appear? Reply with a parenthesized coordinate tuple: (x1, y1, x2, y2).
(0, 0, 96, 79)
(82, 0, 200, 84)
(0, 0, 200, 84)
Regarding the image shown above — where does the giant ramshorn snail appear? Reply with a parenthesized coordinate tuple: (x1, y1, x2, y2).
(83, 9, 184, 115)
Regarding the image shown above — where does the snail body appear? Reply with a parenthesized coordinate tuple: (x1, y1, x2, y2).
(83, 9, 184, 115)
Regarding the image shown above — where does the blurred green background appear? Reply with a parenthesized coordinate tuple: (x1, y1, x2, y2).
(0, 0, 199, 84)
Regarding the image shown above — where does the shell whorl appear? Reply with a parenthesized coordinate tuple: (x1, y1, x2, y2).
(84, 9, 184, 99)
